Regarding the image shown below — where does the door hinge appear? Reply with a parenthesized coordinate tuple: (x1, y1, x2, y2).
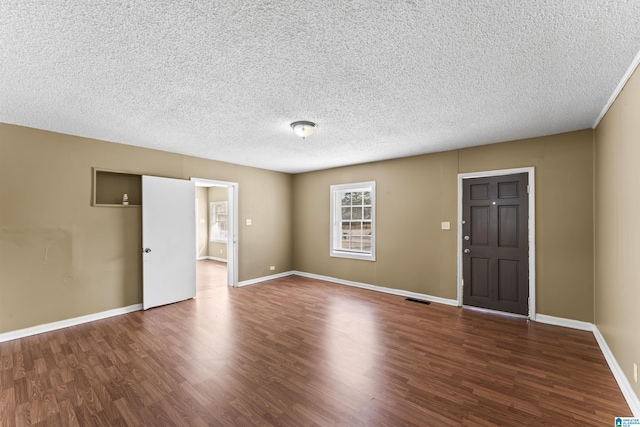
(527, 184, 530, 193)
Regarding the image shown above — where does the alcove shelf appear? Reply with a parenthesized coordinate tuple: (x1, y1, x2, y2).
(92, 168, 142, 207)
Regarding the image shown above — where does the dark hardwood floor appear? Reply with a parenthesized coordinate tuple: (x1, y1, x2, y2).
(0, 260, 632, 426)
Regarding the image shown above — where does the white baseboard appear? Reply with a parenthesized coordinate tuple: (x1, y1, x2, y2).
(535, 314, 639, 416)
(292, 270, 459, 306)
(593, 327, 640, 416)
(197, 256, 227, 263)
(0, 304, 142, 343)
(238, 270, 458, 307)
(237, 271, 294, 287)
(534, 314, 595, 331)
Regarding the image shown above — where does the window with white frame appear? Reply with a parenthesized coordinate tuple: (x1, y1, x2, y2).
(330, 181, 376, 261)
(209, 201, 228, 243)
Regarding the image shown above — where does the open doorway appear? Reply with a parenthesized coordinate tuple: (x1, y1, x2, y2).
(191, 177, 239, 289)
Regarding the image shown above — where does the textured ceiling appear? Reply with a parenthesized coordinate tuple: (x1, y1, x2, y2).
(1, 1, 639, 173)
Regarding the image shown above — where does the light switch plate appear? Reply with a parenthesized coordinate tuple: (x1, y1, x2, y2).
(441, 221, 450, 230)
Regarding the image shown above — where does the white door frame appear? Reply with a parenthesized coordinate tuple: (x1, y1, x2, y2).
(190, 177, 239, 288)
(457, 167, 536, 320)
(195, 197, 199, 258)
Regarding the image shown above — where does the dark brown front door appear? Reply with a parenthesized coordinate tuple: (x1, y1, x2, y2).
(462, 173, 529, 316)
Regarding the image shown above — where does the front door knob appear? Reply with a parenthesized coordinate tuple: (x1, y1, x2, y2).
(464, 249, 470, 254)
(143, 248, 152, 253)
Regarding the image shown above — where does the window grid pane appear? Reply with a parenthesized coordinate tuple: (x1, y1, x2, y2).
(341, 207, 351, 220)
(337, 189, 373, 253)
(363, 207, 371, 219)
(352, 206, 362, 219)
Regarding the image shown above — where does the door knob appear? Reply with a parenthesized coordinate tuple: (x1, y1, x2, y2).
(464, 249, 470, 254)
(143, 248, 152, 253)
(464, 235, 470, 241)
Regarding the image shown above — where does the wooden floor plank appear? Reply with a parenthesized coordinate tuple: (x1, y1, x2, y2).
(0, 388, 16, 427)
(0, 260, 633, 426)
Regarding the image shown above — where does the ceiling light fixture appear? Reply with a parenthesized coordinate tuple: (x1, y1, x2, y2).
(290, 121, 316, 139)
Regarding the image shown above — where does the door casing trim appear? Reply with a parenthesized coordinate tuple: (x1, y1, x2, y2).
(457, 167, 536, 320)
(190, 177, 239, 288)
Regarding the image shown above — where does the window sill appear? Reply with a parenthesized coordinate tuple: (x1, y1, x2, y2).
(330, 251, 376, 262)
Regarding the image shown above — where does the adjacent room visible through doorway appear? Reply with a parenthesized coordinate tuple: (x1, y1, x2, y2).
(192, 177, 239, 288)
(197, 259, 228, 292)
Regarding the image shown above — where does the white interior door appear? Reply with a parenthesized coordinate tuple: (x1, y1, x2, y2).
(142, 175, 196, 310)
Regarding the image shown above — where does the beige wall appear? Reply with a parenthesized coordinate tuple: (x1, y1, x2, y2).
(0, 123, 597, 333)
(196, 187, 208, 258)
(207, 186, 228, 260)
(0, 123, 293, 333)
(595, 64, 640, 398)
(293, 151, 459, 298)
(293, 129, 594, 322)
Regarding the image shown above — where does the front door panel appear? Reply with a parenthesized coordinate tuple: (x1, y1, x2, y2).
(463, 173, 529, 315)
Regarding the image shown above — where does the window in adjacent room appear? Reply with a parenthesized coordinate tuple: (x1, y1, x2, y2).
(330, 181, 376, 261)
(210, 201, 228, 242)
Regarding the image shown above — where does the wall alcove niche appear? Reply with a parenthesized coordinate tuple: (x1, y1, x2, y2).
(92, 168, 142, 207)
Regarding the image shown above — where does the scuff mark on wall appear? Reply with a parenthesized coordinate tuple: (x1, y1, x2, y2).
(0, 228, 73, 330)
(43, 239, 54, 263)
(1, 228, 72, 267)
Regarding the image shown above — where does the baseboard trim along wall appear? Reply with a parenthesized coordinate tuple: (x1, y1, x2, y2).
(534, 313, 595, 332)
(536, 314, 639, 416)
(236, 270, 459, 308)
(291, 270, 459, 307)
(197, 256, 227, 263)
(0, 304, 142, 343)
(237, 271, 294, 287)
(593, 327, 640, 416)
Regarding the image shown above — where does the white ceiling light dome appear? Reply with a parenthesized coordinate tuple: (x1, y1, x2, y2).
(290, 121, 316, 139)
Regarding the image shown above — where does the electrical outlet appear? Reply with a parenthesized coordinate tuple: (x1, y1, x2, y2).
(634, 363, 638, 383)
(270, 266, 275, 271)
(246, 219, 252, 226)
(220, 249, 223, 254)
(441, 221, 450, 230)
